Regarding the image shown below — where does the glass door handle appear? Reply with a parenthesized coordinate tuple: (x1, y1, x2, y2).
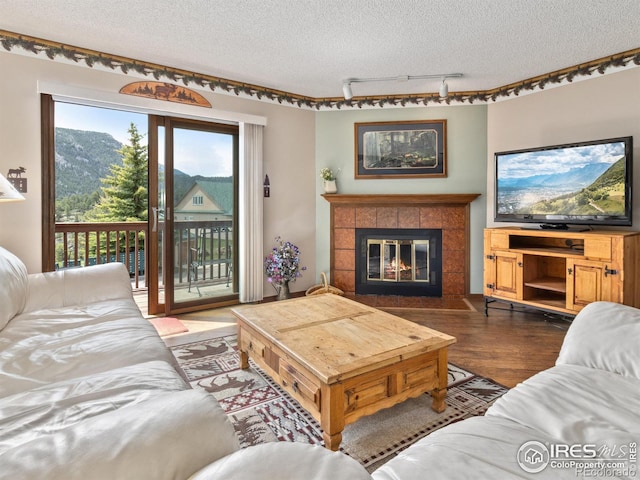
(152, 207, 158, 233)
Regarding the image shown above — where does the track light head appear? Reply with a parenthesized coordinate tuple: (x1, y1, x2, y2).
(342, 81, 353, 100)
(439, 79, 448, 98)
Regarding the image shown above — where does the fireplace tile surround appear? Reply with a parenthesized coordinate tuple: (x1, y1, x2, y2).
(323, 194, 480, 300)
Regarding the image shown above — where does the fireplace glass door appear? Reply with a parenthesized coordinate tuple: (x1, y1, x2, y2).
(357, 228, 442, 296)
(368, 239, 430, 283)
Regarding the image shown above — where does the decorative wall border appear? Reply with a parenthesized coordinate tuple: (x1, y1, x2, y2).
(1, 30, 639, 110)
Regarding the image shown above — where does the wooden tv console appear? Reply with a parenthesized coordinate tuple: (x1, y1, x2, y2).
(483, 227, 640, 316)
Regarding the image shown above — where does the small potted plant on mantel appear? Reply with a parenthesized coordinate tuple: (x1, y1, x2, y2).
(320, 167, 338, 194)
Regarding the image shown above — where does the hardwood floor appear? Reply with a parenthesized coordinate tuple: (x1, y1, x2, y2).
(383, 295, 570, 388)
(160, 294, 571, 389)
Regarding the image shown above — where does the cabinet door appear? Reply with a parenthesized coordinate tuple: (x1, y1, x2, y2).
(487, 251, 522, 300)
(566, 259, 617, 311)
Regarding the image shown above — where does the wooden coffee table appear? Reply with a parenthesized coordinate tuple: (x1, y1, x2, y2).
(231, 294, 456, 450)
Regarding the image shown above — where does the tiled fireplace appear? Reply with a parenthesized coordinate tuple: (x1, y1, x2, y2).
(323, 194, 480, 299)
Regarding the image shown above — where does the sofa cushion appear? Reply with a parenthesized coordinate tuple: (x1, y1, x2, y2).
(0, 298, 176, 397)
(487, 363, 640, 446)
(0, 360, 188, 454)
(372, 416, 563, 480)
(557, 301, 640, 380)
(0, 389, 240, 480)
(189, 442, 372, 480)
(22, 262, 133, 314)
(0, 247, 28, 330)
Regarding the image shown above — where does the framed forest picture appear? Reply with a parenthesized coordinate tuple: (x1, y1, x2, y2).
(354, 120, 447, 179)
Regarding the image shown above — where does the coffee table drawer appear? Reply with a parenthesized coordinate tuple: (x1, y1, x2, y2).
(279, 360, 321, 410)
(240, 330, 266, 359)
(400, 361, 438, 391)
(344, 377, 389, 413)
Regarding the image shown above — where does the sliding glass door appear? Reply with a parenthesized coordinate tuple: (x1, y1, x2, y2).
(42, 97, 239, 316)
(149, 117, 239, 314)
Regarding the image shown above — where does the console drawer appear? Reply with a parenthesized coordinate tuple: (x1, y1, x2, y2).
(584, 237, 612, 261)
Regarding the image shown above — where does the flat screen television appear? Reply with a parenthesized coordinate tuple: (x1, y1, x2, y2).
(494, 136, 633, 230)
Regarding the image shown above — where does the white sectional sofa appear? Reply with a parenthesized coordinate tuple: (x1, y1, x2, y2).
(372, 300, 640, 479)
(2, 244, 638, 479)
(0, 247, 369, 480)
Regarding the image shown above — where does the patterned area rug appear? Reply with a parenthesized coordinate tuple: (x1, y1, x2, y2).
(170, 334, 508, 472)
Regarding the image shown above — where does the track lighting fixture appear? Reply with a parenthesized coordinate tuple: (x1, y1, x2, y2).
(341, 73, 462, 100)
(439, 78, 449, 98)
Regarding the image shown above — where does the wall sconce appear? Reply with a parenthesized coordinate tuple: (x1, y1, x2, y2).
(0, 172, 25, 202)
(263, 174, 270, 198)
(4, 166, 27, 193)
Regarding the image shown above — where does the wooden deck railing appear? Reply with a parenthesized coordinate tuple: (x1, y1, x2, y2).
(55, 221, 148, 289)
(174, 220, 234, 286)
(54, 220, 233, 290)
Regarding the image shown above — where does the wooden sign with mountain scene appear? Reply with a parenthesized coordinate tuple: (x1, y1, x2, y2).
(120, 81, 211, 108)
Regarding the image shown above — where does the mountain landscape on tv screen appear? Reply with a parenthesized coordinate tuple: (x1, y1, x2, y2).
(498, 157, 626, 216)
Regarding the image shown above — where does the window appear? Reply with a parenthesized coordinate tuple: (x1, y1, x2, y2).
(192, 195, 204, 206)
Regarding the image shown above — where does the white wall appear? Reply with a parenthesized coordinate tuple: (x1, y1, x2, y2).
(315, 105, 488, 293)
(0, 52, 317, 295)
(486, 68, 640, 229)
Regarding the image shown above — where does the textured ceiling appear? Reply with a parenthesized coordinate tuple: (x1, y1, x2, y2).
(1, 0, 639, 99)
